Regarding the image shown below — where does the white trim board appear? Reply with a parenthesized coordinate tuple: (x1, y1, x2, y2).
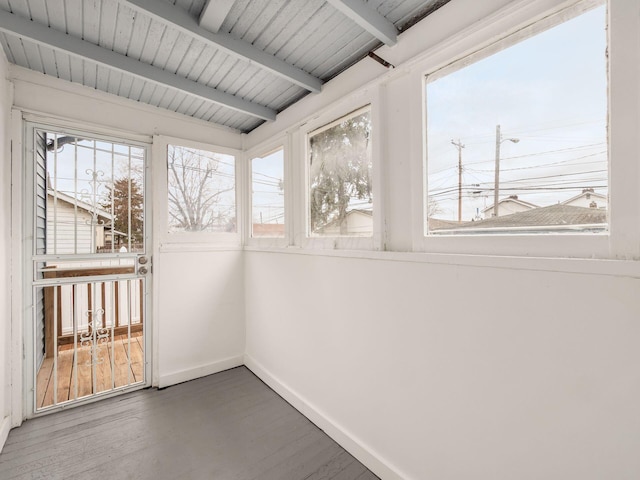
(158, 355, 244, 389)
(0, 416, 10, 453)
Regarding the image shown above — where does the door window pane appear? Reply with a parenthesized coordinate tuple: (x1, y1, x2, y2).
(42, 131, 145, 254)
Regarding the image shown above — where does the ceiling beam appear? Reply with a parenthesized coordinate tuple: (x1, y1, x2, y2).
(0, 9, 276, 121)
(124, 0, 322, 93)
(326, 0, 398, 46)
(199, 0, 235, 33)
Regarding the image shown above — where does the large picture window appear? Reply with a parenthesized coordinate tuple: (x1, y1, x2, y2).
(167, 145, 236, 233)
(308, 106, 372, 237)
(425, 4, 607, 235)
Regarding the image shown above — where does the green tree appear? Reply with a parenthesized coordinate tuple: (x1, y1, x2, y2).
(102, 177, 144, 244)
(309, 111, 372, 234)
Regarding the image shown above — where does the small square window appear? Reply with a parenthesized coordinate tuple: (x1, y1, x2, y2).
(167, 145, 236, 233)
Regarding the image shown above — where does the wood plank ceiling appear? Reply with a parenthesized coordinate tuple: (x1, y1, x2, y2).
(0, 0, 449, 132)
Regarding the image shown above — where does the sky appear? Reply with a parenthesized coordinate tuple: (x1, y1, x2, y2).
(47, 137, 145, 208)
(426, 5, 607, 222)
(251, 148, 284, 226)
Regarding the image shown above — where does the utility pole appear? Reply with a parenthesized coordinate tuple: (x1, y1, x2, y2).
(493, 125, 519, 217)
(494, 125, 501, 217)
(451, 139, 465, 223)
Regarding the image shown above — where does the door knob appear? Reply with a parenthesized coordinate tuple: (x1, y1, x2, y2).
(138, 266, 148, 275)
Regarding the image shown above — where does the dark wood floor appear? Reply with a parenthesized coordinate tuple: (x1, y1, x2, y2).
(0, 366, 379, 480)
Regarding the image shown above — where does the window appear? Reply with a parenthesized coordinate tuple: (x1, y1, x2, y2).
(251, 147, 285, 238)
(308, 106, 372, 237)
(42, 132, 145, 254)
(167, 144, 236, 233)
(425, 4, 607, 235)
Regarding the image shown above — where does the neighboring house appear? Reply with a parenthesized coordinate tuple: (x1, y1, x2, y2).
(432, 204, 607, 234)
(252, 223, 285, 236)
(482, 195, 538, 218)
(561, 188, 607, 209)
(319, 209, 373, 235)
(46, 189, 114, 254)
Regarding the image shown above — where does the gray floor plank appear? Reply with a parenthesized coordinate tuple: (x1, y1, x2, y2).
(0, 367, 379, 480)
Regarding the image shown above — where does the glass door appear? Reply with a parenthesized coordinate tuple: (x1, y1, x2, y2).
(27, 125, 151, 413)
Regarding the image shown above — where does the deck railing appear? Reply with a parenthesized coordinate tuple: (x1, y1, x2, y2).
(43, 265, 143, 357)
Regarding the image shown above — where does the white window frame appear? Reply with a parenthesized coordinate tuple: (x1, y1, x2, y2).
(299, 88, 384, 250)
(153, 135, 242, 248)
(412, 0, 637, 259)
(244, 137, 288, 248)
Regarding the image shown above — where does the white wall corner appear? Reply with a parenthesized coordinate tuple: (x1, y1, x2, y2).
(244, 354, 411, 480)
(158, 355, 244, 389)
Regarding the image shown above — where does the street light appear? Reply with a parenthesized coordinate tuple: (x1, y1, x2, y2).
(493, 124, 519, 217)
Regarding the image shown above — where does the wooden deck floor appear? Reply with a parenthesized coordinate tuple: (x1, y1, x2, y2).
(36, 332, 144, 408)
(0, 367, 379, 480)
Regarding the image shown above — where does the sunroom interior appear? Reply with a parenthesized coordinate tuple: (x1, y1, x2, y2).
(0, 0, 639, 479)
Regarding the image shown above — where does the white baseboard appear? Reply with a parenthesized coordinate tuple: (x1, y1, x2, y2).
(0, 415, 11, 454)
(158, 355, 244, 388)
(244, 354, 407, 480)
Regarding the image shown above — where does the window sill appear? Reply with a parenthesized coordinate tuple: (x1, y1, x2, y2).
(158, 242, 242, 253)
(243, 244, 640, 277)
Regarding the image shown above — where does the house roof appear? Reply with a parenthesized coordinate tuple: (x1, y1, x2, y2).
(481, 196, 538, 214)
(427, 217, 460, 230)
(0, 0, 449, 133)
(348, 209, 373, 217)
(431, 204, 607, 233)
(561, 190, 607, 205)
(48, 189, 114, 221)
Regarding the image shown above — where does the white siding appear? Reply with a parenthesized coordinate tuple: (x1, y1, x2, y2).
(482, 200, 535, 219)
(46, 196, 95, 255)
(563, 193, 607, 209)
(321, 211, 373, 235)
(34, 131, 46, 369)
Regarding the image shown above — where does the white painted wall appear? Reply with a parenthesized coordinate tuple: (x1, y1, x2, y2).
(245, 251, 640, 480)
(0, 45, 13, 451)
(243, 1, 640, 479)
(10, 66, 242, 150)
(157, 248, 245, 387)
